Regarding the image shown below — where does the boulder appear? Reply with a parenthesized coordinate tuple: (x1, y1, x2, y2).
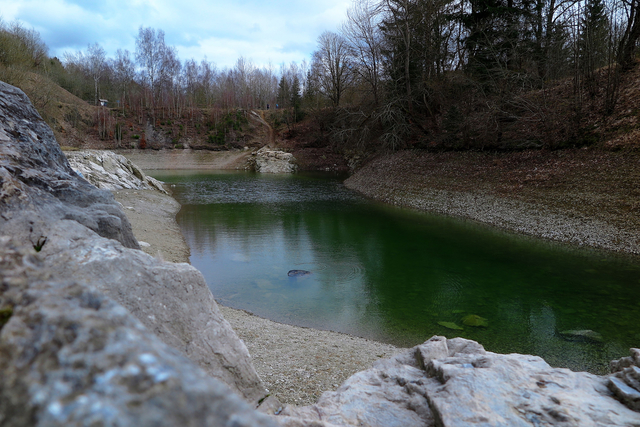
(0, 82, 138, 250)
(65, 149, 168, 194)
(279, 336, 640, 426)
(0, 81, 269, 409)
(252, 147, 297, 173)
(0, 238, 277, 427)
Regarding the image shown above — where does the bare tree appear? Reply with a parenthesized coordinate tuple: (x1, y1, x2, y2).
(86, 43, 106, 106)
(342, 0, 384, 105)
(312, 31, 353, 106)
(113, 49, 135, 112)
(135, 27, 168, 115)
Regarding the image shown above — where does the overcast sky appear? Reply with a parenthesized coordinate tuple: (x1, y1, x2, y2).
(0, 0, 352, 69)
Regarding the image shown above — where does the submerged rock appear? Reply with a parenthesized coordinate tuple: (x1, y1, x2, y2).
(558, 329, 604, 343)
(288, 269, 312, 277)
(462, 314, 489, 327)
(437, 321, 464, 330)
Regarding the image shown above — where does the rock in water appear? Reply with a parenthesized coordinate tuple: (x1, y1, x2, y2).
(559, 329, 604, 343)
(462, 314, 489, 327)
(288, 269, 312, 277)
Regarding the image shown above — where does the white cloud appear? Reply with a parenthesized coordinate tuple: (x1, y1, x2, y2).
(0, 0, 352, 68)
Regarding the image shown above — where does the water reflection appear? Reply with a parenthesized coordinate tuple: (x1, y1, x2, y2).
(154, 170, 640, 374)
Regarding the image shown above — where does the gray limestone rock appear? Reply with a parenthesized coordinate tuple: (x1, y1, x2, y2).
(0, 81, 138, 249)
(252, 147, 297, 173)
(0, 238, 277, 427)
(0, 81, 269, 407)
(37, 218, 268, 404)
(65, 150, 168, 194)
(279, 336, 640, 426)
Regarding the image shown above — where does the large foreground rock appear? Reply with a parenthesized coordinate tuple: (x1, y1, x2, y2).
(0, 81, 268, 408)
(0, 238, 276, 427)
(280, 336, 640, 426)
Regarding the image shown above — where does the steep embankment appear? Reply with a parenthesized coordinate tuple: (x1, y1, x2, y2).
(345, 149, 640, 255)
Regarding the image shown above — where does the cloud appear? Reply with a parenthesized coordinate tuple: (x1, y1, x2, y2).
(0, 0, 352, 68)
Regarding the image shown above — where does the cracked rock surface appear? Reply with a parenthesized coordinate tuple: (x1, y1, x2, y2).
(279, 336, 640, 426)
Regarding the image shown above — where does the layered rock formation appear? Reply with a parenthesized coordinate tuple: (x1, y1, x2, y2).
(65, 149, 167, 194)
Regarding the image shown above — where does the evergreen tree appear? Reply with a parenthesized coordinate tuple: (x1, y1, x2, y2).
(277, 75, 290, 108)
(290, 74, 302, 122)
(460, 0, 535, 83)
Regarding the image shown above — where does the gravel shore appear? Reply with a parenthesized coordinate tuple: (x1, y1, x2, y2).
(114, 187, 400, 407)
(345, 149, 640, 256)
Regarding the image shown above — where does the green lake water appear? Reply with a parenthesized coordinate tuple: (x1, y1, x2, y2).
(152, 170, 640, 374)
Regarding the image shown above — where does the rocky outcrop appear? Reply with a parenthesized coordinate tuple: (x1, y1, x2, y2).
(0, 84, 138, 250)
(65, 149, 167, 194)
(0, 80, 270, 423)
(252, 146, 297, 173)
(280, 336, 640, 426)
(0, 238, 277, 427)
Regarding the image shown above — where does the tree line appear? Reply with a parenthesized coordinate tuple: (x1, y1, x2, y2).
(306, 0, 640, 150)
(2, 0, 640, 150)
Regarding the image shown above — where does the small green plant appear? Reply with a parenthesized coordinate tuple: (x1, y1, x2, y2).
(132, 134, 140, 139)
(33, 236, 47, 252)
(0, 306, 13, 330)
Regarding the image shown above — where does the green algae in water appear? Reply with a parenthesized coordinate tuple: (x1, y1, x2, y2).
(154, 170, 640, 375)
(462, 314, 489, 327)
(438, 321, 465, 330)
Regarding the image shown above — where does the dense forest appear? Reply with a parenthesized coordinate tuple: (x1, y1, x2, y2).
(1, 0, 640, 152)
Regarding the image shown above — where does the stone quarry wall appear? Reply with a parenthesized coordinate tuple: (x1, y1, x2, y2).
(2, 79, 640, 427)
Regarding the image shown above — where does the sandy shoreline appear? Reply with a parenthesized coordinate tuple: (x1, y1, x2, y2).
(114, 188, 400, 407)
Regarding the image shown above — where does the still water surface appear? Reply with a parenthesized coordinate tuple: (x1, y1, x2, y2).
(153, 170, 640, 374)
